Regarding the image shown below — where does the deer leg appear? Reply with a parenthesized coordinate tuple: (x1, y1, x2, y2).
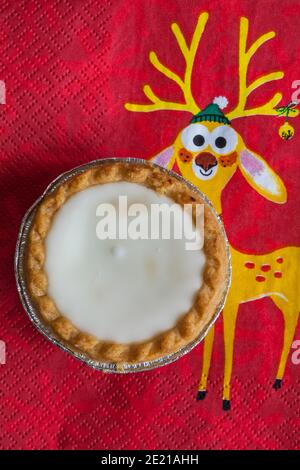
(222, 297, 239, 411)
(271, 296, 299, 389)
(197, 324, 215, 401)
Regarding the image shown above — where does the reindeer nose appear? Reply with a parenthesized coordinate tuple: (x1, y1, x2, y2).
(195, 152, 217, 171)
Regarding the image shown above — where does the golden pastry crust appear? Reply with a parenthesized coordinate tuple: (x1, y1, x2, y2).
(25, 160, 229, 365)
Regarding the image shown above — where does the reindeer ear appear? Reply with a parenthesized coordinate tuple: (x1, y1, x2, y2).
(151, 146, 175, 169)
(238, 148, 287, 203)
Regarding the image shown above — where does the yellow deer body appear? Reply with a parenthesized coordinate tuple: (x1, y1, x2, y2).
(200, 245, 300, 408)
(125, 12, 300, 409)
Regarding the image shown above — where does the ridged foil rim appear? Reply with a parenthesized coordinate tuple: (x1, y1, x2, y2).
(15, 157, 231, 373)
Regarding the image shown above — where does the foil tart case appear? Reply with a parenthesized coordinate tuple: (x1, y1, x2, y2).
(15, 158, 231, 373)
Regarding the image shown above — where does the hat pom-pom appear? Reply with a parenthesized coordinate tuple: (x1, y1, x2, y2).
(213, 96, 228, 110)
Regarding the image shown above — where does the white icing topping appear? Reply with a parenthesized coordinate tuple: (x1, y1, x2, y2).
(44, 182, 205, 343)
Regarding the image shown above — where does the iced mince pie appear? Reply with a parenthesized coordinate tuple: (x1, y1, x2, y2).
(18, 158, 230, 371)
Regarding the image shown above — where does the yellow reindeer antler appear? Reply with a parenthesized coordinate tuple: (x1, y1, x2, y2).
(124, 12, 209, 114)
(228, 17, 298, 120)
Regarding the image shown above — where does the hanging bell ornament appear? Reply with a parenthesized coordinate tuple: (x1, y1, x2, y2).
(278, 122, 294, 141)
(276, 101, 297, 141)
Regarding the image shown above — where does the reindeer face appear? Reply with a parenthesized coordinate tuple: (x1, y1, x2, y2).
(126, 11, 293, 215)
(175, 122, 239, 185)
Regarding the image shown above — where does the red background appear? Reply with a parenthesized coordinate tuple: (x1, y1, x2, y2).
(0, 0, 299, 449)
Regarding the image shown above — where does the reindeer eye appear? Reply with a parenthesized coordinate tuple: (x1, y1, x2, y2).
(215, 136, 226, 148)
(210, 125, 238, 155)
(181, 124, 209, 152)
(193, 135, 205, 146)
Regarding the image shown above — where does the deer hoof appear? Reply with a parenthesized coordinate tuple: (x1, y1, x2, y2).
(272, 379, 282, 390)
(196, 390, 207, 401)
(222, 399, 231, 411)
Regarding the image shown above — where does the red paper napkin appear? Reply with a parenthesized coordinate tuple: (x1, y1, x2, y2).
(1, 0, 299, 450)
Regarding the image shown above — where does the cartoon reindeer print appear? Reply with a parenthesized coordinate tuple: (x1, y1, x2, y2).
(125, 12, 300, 410)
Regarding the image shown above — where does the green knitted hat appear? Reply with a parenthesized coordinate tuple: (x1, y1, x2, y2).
(191, 96, 231, 125)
